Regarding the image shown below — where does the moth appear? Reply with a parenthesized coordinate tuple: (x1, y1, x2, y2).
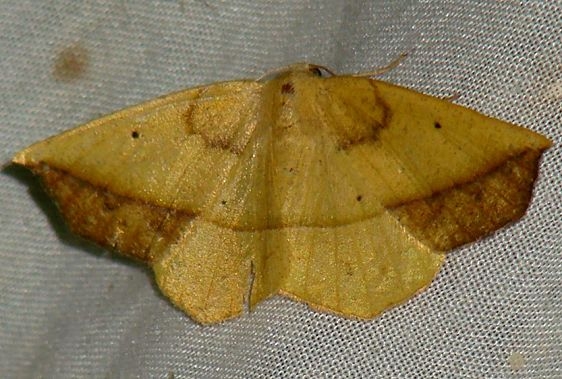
(13, 62, 551, 324)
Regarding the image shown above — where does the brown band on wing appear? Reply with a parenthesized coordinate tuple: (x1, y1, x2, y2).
(28, 147, 545, 241)
(34, 166, 194, 263)
(389, 149, 544, 251)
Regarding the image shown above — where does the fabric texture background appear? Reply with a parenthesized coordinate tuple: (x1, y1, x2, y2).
(1, 1, 560, 378)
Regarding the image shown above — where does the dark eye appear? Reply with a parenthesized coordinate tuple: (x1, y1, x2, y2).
(308, 65, 335, 78)
(310, 67, 323, 77)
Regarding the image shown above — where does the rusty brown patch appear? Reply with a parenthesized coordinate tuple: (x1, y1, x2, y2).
(34, 166, 194, 263)
(372, 84, 393, 132)
(183, 93, 245, 155)
(181, 99, 198, 135)
(102, 193, 120, 211)
(390, 149, 544, 251)
(199, 134, 244, 155)
(336, 82, 393, 151)
(281, 82, 295, 94)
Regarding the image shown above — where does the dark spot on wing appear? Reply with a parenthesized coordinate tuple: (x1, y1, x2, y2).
(131, 130, 140, 139)
(434, 121, 442, 129)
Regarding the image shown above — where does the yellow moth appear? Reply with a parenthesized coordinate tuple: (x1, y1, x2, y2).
(13, 62, 551, 324)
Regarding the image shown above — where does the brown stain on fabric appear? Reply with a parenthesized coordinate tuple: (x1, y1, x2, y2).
(53, 44, 89, 82)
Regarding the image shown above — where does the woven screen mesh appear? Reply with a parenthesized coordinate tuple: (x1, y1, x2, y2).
(1, 1, 560, 378)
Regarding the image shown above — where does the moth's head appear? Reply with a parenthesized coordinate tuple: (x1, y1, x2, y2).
(258, 63, 337, 82)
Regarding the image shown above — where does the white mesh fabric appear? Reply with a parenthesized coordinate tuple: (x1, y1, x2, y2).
(1, 1, 560, 378)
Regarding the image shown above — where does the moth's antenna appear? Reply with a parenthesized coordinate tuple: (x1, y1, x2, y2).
(353, 52, 409, 78)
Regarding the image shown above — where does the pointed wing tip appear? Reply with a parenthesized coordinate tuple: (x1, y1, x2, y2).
(536, 133, 554, 150)
(12, 146, 38, 168)
(12, 150, 27, 166)
(12, 143, 50, 171)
